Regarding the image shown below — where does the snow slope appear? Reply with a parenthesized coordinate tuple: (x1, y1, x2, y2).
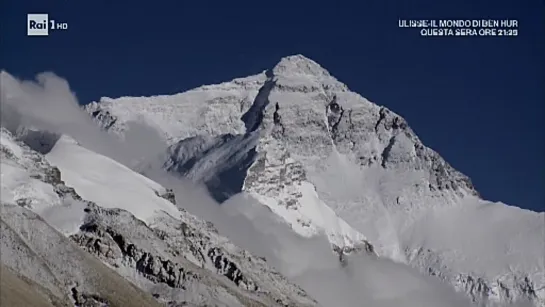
(0, 127, 85, 236)
(85, 73, 267, 143)
(45, 134, 181, 224)
(87, 54, 545, 307)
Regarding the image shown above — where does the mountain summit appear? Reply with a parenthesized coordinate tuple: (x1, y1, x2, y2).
(272, 54, 333, 77)
(84, 55, 545, 307)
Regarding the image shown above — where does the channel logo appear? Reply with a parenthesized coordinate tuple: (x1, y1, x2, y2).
(27, 14, 68, 36)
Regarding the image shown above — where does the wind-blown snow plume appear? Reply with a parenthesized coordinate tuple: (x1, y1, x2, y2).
(0, 71, 166, 167)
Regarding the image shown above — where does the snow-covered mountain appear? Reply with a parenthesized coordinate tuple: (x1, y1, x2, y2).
(0, 127, 316, 306)
(86, 55, 545, 307)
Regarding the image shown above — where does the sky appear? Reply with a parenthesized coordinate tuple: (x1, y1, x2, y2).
(1, 0, 544, 212)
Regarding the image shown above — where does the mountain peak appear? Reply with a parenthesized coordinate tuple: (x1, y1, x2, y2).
(272, 54, 331, 77)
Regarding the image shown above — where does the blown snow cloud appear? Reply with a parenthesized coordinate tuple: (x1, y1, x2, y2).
(0, 71, 166, 167)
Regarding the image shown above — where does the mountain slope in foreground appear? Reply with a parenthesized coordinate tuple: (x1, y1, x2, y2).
(87, 55, 545, 307)
(0, 127, 316, 307)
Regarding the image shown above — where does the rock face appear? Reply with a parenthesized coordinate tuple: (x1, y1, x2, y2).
(86, 54, 545, 307)
(71, 204, 315, 307)
(0, 127, 316, 307)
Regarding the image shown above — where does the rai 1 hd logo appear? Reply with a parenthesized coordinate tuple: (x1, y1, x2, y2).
(27, 14, 69, 36)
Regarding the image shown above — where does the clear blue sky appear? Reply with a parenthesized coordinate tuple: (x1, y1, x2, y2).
(1, 0, 544, 211)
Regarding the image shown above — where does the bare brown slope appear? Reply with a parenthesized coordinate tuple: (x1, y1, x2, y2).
(0, 264, 69, 307)
(0, 204, 163, 307)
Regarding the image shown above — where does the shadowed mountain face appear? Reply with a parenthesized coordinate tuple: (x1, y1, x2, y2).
(85, 55, 544, 307)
